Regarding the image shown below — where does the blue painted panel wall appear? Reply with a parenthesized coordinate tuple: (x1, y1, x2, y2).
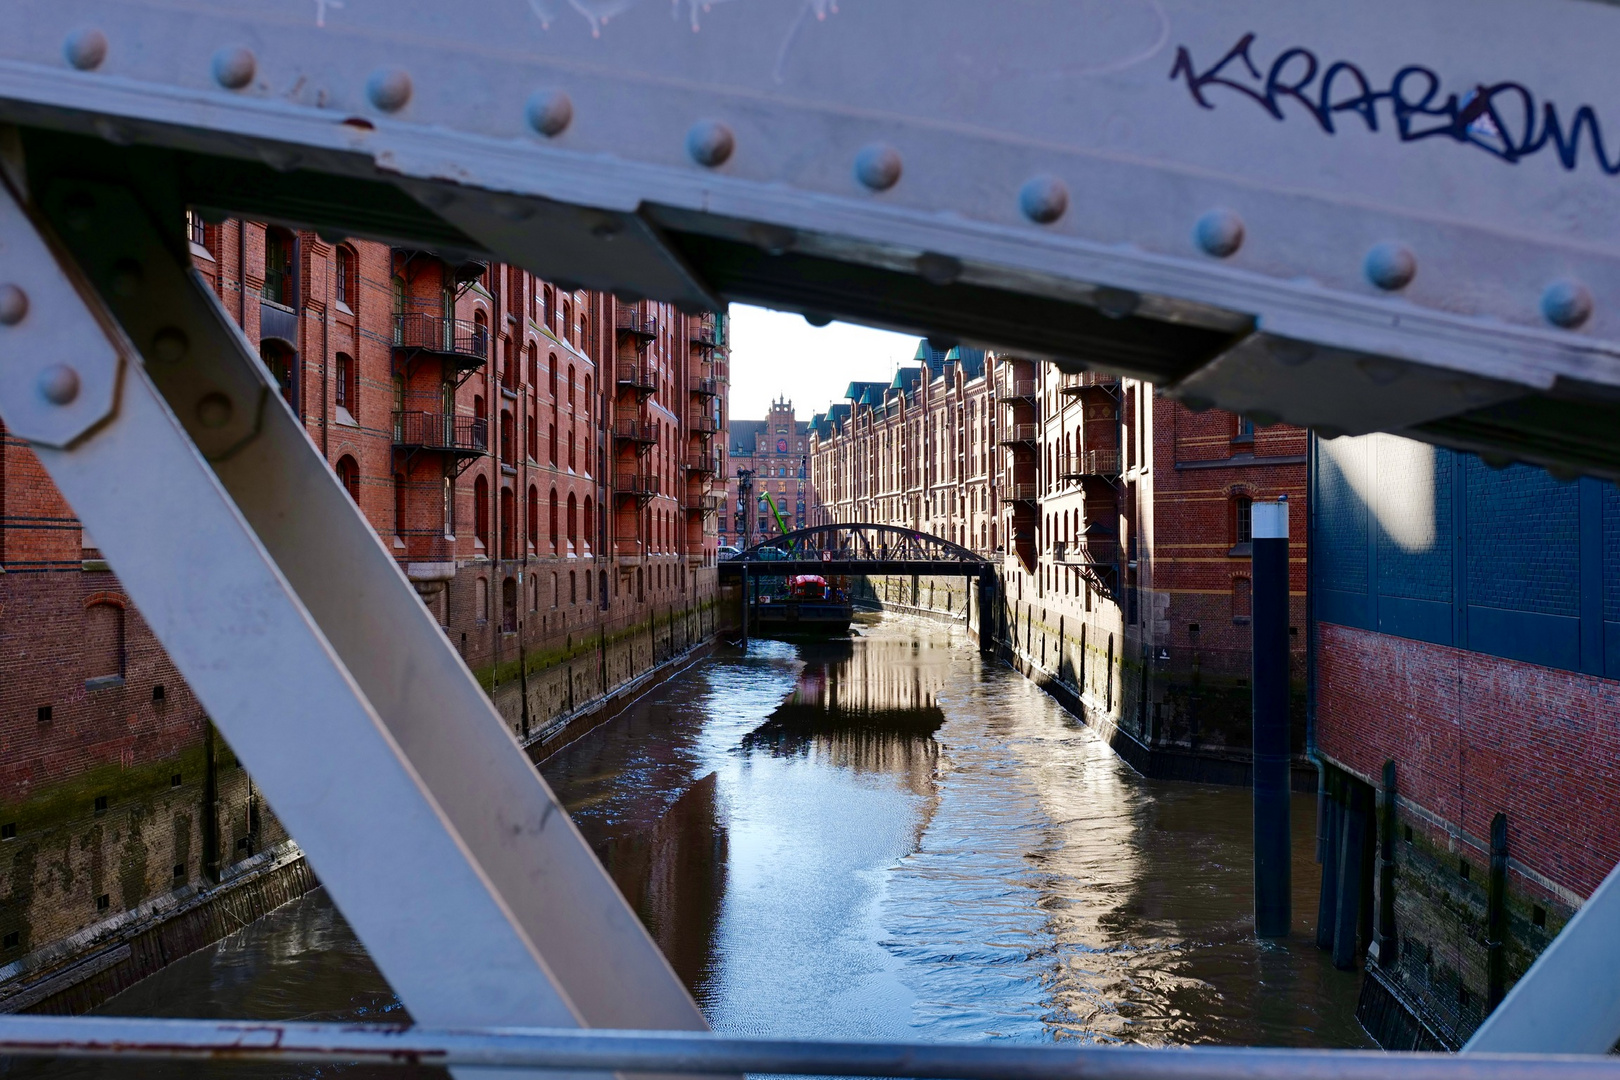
(1311, 433, 1616, 679)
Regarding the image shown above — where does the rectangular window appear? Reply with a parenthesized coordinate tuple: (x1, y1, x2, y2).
(335, 247, 350, 307)
(335, 354, 350, 410)
(1235, 497, 1253, 544)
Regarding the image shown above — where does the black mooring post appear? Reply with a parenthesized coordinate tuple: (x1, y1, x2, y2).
(977, 567, 997, 654)
(1253, 496, 1291, 937)
(740, 567, 750, 645)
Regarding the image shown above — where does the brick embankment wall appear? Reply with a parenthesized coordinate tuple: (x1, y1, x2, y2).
(1318, 621, 1616, 1046)
(2, 844, 315, 1015)
(860, 573, 1311, 789)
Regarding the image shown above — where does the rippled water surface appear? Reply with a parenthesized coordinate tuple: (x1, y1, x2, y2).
(5, 613, 1369, 1078)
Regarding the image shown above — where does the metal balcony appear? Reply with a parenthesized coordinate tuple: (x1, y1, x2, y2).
(998, 379, 1037, 401)
(616, 307, 658, 339)
(616, 363, 657, 393)
(614, 473, 660, 501)
(1054, 538, 1118, 567)
(996, 481, 1039, 502)
(690, 318, 718, 346)
(1058, 370, 1121, 395)
(1061, 449, 1122, 480)
(612, 416, 658, 444)
(998, 423, 1039, 444)
(392, 411, 488, 456)
(690, 376, 721, 398)
(392, 314, 489, 370)
(689, 412, 719, 435)
(686, 453, 719, 475)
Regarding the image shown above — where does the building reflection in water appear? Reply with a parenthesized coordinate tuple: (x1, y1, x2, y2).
(742, 637, 946, 798)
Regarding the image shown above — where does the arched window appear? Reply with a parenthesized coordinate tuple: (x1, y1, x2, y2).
(548, 422, 557, 466)
(583, 375, 592, 424)
(336, 245, 358, 309)
(567, 493, 578, 551)
(86, 600, 125, 681)
(500, 409, 514, 464)
(501, 577, 517, 633)
(530, 574, 539, 612)
(391, 275, 405, 320)
(548, 353, 558, 398)
(474, 474, 489, 547)
(527, 407, 538, 461)
(262, 227, 294, 306)
(582, 496, 594, 553)
(499, 487, 516, 559)
(260, 340, 296, 408)
(598, 570, 608, 609)
(548, 487, 559, 552)
(527, 342, 538, 389)
(569, 570, 577, 605)
(551, 571, 559, 609)
(527, 485, 539, 552)
(1234, 496, 1254, 545)
(567, 365, 575, 410)
(561, 300, 572, 345)
(335, 352, 357, 414)
(336, 455, 360, 503)
(568, 428, 576, 471)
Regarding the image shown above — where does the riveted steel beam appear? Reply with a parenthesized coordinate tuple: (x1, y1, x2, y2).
(2, 2, 1620, 471)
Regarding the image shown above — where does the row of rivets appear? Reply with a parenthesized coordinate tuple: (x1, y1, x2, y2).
(1196, 208, 1593, 328)
(0, 282, 80, 405)
(56, 27, 1602, 330)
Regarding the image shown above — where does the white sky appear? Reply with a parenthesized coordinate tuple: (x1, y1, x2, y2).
(726, 304, 921, 422)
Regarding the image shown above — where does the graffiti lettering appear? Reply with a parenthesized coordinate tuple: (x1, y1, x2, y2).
(1170, 34, 1620, 175)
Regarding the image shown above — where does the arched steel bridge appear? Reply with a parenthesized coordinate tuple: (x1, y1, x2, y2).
(720, 523, 992, 579)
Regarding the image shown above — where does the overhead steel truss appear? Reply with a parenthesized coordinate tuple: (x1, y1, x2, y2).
(0, 0, 1617, 1070)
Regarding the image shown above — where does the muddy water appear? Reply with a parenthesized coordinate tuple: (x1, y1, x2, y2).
(3, 612, 1369, 1078)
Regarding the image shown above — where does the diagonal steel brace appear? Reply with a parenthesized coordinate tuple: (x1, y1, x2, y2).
(0, 174, 708, 1065)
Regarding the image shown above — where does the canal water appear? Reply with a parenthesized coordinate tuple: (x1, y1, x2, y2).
(3, 612, 1370, 1078)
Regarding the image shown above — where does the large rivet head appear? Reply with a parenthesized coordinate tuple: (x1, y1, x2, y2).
(1364, 242, 1416, 291)
(212, 46, 257, 90)
(1194, 209, 1245, 258)
(1018, 175, 1068, 225)
(686, 120, 735, 167)
(196, 393, 234, 429)
(109, 258, 143, 298)
(916, 252, 963, 286)
(366, 67, 412, 112)
(0, 284, 28, 325)
(63, 29, 108, 71)
(151, 327, 189, 364)
(854, 143, 902, 191)
(38, 364, 80, 406)
(526, 89, 573, 137)
(1542, 279, 1594, 329)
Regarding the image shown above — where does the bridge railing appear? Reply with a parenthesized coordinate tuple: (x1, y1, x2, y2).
(3, 1015, 1618, 1078)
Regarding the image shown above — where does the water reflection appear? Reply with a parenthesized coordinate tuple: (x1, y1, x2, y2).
(6, 614, 1370, 1076)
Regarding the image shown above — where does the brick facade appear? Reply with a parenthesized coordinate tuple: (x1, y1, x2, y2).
(1310, 431, 1620, 1045)
(808, 348, 1307, 784)
(0, 215, 727, 984)
(721, 398, 815, 550)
